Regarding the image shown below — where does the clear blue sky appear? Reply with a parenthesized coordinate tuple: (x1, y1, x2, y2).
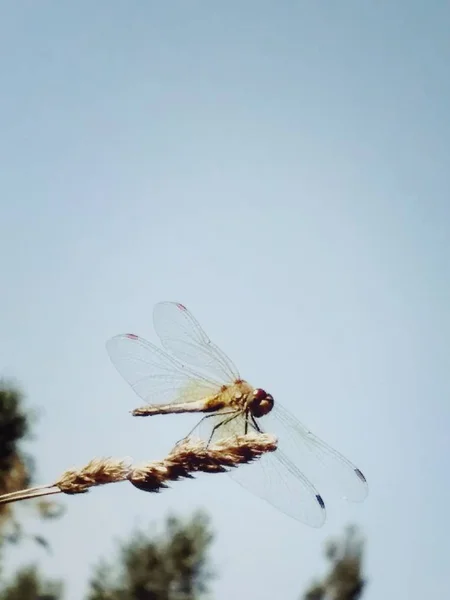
(1, 2, 449, 599)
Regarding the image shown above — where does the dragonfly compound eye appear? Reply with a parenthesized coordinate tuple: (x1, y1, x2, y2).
(250, 389, 274, 418)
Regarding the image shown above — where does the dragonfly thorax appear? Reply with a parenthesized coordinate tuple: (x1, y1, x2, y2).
(247, 388, 274, 418)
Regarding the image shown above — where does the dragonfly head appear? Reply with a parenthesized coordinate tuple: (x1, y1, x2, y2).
(248, 388, 274, 418)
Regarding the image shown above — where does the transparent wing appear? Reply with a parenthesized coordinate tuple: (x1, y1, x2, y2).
(106, 333, 222, 406)
(152, 302, 240, 384)
(194, 413, 326, 527)
(259, 403, 368, 502)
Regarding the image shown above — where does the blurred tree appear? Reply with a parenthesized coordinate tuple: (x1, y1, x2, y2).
(303, 525, 366, 600)
(0, 381, 33, 532)
(0, 566, 62, 600)
(87, 511, 214, 600)
(0, 380, 64, 543)
(0, 380, 63, 599)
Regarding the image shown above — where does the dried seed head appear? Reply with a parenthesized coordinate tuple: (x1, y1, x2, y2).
(55, 458, 133, 494)
(0, 433, 277, 505)
(129, 434, 277, 492)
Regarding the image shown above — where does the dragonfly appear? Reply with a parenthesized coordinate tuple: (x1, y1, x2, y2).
(106, 301, 368, 527)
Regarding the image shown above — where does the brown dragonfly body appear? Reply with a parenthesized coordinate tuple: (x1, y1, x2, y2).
(106, 301, 368, 527)
(132, 380, 274, 421)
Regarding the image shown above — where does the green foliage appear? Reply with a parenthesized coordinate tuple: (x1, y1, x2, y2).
(0, 382, 32, 505)
(87, 512, 214, 600)
(303, 525, 365, 600)
(0, 381, 64, 599)
(0, 381, 65, 545)
(0, 565, 62, 600)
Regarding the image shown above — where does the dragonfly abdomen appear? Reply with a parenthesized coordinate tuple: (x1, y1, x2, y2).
(132, 397, 228, 417)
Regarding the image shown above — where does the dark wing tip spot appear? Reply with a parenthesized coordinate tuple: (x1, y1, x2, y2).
(316, 494, 326, 510)
(176, 303, 187, 311)
(354, 468, 367, 483)
(126, 333, 139, 340)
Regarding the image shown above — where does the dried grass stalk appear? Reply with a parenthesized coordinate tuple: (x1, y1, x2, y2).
(0, 434, 277, 505)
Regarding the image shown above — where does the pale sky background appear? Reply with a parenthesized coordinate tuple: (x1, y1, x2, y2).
(0, 2, 449, 599)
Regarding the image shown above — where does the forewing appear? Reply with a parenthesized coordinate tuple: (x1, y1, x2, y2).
(259, 403, 368, 502)
(194, 414, 326, 527)
(152, 302, 240, 383)
(106, 334, 221, 405)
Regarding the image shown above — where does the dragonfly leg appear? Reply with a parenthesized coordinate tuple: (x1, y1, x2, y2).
(250, 414, 262, 433)
(174, 414, 214, 446)
(174, 411, 237, 447)
(207, 412, 240, 447)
